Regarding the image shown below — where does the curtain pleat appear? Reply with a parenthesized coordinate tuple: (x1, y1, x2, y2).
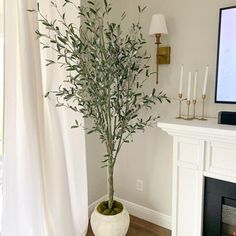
(3, 0, 88, 235)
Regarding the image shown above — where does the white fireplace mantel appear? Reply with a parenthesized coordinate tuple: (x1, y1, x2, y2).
(158, 119, 236, 236)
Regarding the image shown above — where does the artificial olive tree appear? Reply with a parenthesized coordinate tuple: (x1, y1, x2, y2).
(31, 0, 169, 214)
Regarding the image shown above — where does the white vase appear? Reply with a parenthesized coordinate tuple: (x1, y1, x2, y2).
(90, 204, 130, 236)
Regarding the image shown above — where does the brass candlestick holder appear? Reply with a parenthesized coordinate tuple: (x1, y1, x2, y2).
(176, 93, 183, 119)
(184, 100, 192, 120)
(199, 95, 207, 121)
(192, 99, 197, 119)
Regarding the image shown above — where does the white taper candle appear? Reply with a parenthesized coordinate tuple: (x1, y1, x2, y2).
(179, 65, 184, 94)
(203, 66, 209, 95)
(187, 72, 191, 101)
(193, 71, 198, 100)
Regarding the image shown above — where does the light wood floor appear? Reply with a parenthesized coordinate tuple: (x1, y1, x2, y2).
(86, 215, 171, 236)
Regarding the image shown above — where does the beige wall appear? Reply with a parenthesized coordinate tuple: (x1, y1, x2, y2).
(107, 0, 236, 216)
(86, 0, 236, 216)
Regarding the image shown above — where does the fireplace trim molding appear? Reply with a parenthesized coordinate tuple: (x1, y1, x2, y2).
(158, 119, 236, 236)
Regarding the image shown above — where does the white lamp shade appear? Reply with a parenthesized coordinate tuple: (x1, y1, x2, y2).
(149, 14, 168, 35)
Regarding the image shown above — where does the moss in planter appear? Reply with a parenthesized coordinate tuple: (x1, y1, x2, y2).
(97, 200, 123, 216)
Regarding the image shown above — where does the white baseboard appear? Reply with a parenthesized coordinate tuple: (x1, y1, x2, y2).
(88, 195, 172, 230)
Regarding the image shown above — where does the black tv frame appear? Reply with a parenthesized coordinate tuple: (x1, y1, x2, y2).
(215, 5, 236, 104)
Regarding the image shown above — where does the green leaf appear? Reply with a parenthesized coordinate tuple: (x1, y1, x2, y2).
(71, 125, 79, 129)
(43, 22, 52, 27)
(101, 159, 109, 163)
(141, 6, 147, 12)
(35, 30, 43, 37)
(56, 104, 64, 107)
(152, 88, 156, 96)
(89, 8, 97, 15)
(58, 37, 67, 44)
(45, 59, 55, 66)
(44, 92, 50, 98)
(121, 12, 126, 20)
(50, 1, 56, 7)
(138, 5, 141, 13)
(101, 165, 108, 168)
(104, 0, 108, 8)
(63, 0, 71, 6)
(131, 114, 138, 119)
(87, 130, 96, 134)
(88, 1, 95, 5)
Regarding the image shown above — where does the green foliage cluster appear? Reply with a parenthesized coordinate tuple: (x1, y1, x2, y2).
(31, 0, 170, 212)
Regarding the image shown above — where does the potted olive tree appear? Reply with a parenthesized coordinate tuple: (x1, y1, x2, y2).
(31, 0, 169, 235)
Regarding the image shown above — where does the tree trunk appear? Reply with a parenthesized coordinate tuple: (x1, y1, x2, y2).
(108, 163, 114, 210)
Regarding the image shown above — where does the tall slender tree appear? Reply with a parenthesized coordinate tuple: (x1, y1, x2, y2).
(30, 0, 170, 213)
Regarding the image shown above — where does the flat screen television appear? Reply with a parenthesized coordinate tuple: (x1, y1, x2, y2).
(215, 6, 236, 104)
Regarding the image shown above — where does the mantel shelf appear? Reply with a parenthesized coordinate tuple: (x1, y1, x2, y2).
(157, 118, 236, 141)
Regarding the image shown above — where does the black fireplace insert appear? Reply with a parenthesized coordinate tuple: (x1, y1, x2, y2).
(203, 177, 236, 236)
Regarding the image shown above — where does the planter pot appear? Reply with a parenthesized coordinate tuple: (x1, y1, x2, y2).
(90, 203, 130, 236)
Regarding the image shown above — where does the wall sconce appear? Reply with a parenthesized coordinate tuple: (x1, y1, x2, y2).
(149, 14, 171, 84)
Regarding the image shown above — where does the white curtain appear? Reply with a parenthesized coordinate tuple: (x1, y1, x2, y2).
(3, 0, 88, 235)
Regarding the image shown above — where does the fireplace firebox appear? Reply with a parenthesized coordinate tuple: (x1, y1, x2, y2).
(204, 177, 236, 236)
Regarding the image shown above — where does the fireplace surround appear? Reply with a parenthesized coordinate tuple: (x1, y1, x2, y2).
(158, 119, 236, 236)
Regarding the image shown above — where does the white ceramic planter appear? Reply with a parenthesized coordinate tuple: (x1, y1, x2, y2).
(90, 204, 130, 236)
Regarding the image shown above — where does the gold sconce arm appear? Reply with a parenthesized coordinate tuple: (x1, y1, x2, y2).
(155, 33, 161, 84)
(155, 34, 171, 84)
